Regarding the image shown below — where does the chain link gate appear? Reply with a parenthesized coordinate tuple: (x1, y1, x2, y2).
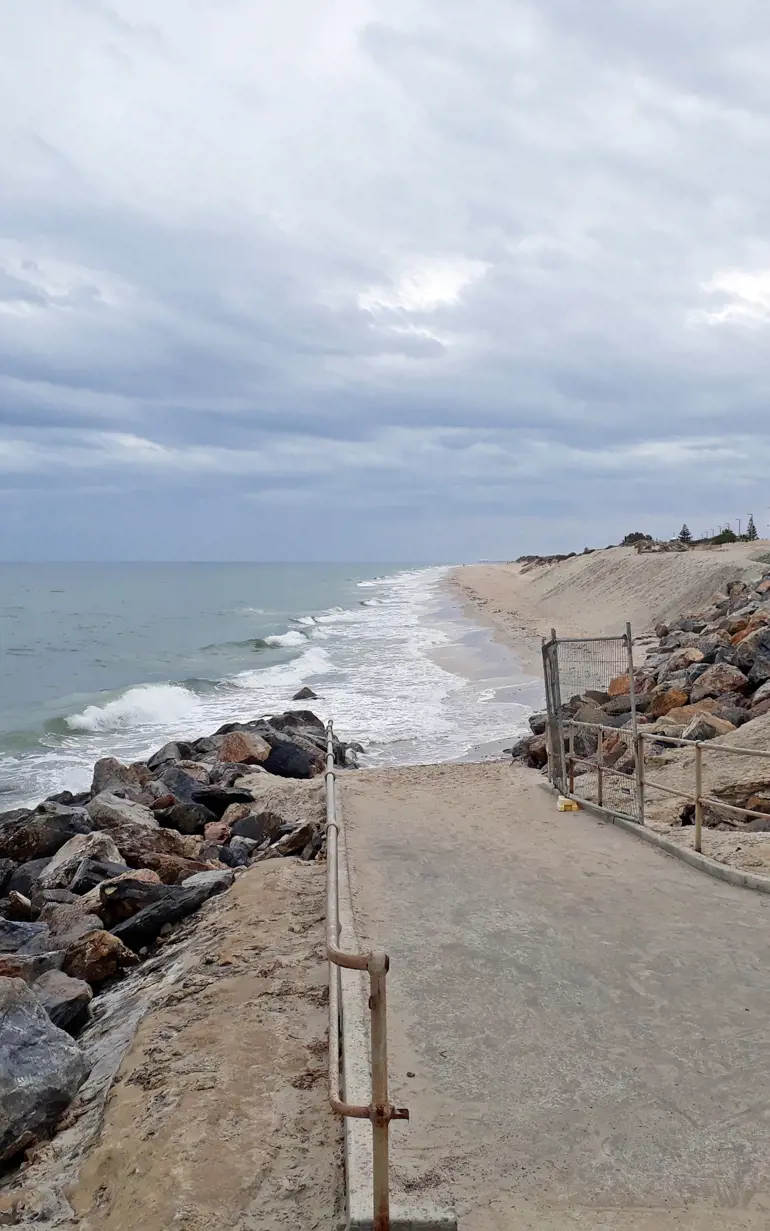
(541, 624, 644, 824)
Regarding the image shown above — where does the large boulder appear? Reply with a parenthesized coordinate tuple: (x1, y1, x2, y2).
(0, 979, 89, 1163)
(292, 687, 318, 701)
(273, 820, 318, 857)
(230, 809, 285, 844)
(37, 831, 123, 891)
(682, 715, 737, 742)
(62, 930, 138, 985)
(87, 792, 158, 832)
(648, 688, 690, 719)
(216, 731, 271, 765)
(259, 729, 325, 779)
(607, 675, 631, 698)
(84, 795, 200, 866)
(90, 757, 153, 801)
(68, 856, 132, 895)
(147, 741, 193, 772)
(32, 970, 93, 1036)
(37, 903, 103, 949)
(690, 663, 750, 702)
(139, 852, 213, 884)
(181, 868, 235, 895)
(153, 799, 217, 835)
(110, 880, 220, 952)
(0, 806, 93, 863)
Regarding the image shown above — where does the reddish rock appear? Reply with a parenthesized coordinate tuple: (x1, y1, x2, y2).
(62, 930, 138, 985)
(204, 820, 231, 844)
(140, 853, 218, 885)
(216, 731, 271, 765)
(690, 663, 750, 702)
(747, 794, 770, 815)
(648, 688, 689, 719)
(757, 578, 770, 595)
(607, 675, 631, 698)
(750, 697, 770, 719)
(663, 700, 720, 725)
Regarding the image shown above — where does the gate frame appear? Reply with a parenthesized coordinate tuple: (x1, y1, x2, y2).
(542, 622, 644, 825)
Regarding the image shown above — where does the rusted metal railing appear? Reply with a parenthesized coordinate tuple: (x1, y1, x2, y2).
(325, 721, 408, 1231)
(563, 718, 770, 853)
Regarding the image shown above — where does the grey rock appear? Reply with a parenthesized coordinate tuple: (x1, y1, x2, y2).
(0, 807, 93, 863)
(154, 799, 216, 835)
(231, 809, 285, 844)
(604, 695, 633, 716)
(273, 820, 317, 857)
(68, 856, 132, 895)
(87, 793, 159, 832)
(38, 903, 103, 949)
(527, 712, 548, 735)
(147, 741, 192, 772)
(292, 686, 318, 700)
(9, 858, 52, 896)
(0, 919, 52, 955)
(228, 836, 257, 864)
(32, 969, 93, 1036)
(90, 757, 152, 801)
(38, 831, 123, 891)
(180, 868, 235, 894)
(0, 978, 88, 1163)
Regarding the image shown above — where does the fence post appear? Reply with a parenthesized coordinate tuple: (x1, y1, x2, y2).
(568, 724, 575, 795)
(597, 727, 604, 808)
(636, 732, 645, 826)
(695, 743, 703, 854)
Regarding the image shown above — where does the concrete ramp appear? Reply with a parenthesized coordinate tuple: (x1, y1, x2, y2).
(341, 761, 770, 1230)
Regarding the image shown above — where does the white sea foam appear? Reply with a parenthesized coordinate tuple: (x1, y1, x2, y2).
(264, 630, 307, 648)
(66, 683, 202, 732)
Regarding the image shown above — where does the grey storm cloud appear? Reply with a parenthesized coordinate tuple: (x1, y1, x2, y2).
(2, 0, 770, 560)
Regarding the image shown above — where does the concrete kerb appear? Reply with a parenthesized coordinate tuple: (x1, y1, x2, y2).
(539, 781, 770, 895)
(335, 786, 457, 1231)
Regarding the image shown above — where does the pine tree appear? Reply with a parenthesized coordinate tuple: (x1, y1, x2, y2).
(746, 514, 758, 541)
(678, 524, 692, 543)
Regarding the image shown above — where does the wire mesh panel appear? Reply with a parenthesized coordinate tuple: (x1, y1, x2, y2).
(555, 637, 632, 702)
(542, 628, 643, 824)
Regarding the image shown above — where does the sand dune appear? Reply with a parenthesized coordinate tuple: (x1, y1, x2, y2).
(452, 541, 770, 672)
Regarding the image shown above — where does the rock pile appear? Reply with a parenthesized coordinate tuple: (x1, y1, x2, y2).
(0, 709, 352, 1168)
(512, 568, 770, 774)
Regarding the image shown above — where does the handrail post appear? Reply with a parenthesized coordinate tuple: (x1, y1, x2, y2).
(324, 721, 408, 1231)
(568, 724, 574, 795)
(597, 727, 604, 809)
(369, 951, 390, 1231)
(695, 743, 703, 854)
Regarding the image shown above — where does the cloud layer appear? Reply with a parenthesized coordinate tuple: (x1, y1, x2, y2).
(2, 0, 770, 560)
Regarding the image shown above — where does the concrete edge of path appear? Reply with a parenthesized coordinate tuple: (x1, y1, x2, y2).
(538, 782, 770, 895)
(336, 788, 458, 1231)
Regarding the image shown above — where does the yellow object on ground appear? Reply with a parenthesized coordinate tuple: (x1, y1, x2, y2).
(557, 795, 581, 812)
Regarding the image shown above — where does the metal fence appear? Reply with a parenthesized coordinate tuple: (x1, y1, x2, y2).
(325, 722, 408, 1231)
(543, 627, 770, 848)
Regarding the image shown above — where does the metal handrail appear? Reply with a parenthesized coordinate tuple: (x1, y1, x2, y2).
(562, 716, 770, 854)
(325, 721, 408, 1231)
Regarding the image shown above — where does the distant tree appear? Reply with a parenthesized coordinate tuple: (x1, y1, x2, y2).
(678, 524, 693, 543)
(712, 528, 738, 544)
(746, 514, 758, 541)
(622, 532, 652, 545)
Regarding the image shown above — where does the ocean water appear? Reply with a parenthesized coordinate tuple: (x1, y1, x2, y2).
(0, 563, 541, 808)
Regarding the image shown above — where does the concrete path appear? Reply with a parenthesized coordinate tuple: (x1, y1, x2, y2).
(341, 762, 770, 1230)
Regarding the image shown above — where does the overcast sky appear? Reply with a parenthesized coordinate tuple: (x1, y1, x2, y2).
(2, 0, 770, 562)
